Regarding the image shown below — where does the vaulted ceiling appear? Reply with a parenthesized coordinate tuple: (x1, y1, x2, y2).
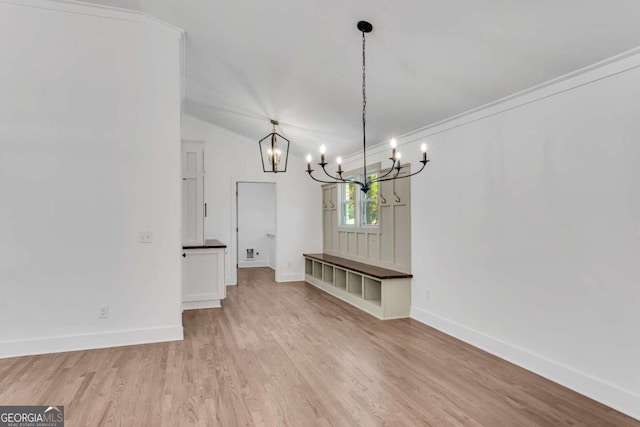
(86, 0, 640, 156)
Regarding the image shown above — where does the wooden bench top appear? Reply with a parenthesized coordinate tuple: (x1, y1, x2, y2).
(303, 253, 413, 280)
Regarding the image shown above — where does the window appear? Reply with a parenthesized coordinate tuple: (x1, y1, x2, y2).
(340, 171, 379, 227)
(342, 179, 356, 225)
(362, 173, 378, 226)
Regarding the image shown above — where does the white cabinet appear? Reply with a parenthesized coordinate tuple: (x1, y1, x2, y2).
(182, 245, 226, 310)
(303, 254, 411, 320)
(181, 140, 205, 247)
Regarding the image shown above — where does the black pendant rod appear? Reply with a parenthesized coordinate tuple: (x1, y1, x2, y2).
(361, 28, 368, 191)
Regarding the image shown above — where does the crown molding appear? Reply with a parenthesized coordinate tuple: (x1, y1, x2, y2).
(0, 0, 184, 39)
(344, 45, 640, 164)
(179, 32, 187, 108)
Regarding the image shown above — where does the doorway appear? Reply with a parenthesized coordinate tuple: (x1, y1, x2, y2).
(236, 182, 276, 274)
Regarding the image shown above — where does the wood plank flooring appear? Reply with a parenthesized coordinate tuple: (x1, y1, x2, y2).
(0, 267, 637, 426)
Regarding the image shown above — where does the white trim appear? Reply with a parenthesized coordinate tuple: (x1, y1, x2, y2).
(179, 31, 187, 109)
(182, 300, 221, 310)
(0, 325, 183, 359)
(410, 306, 640, 421)
(344, 46, 640, 163)
(230, 178, 278, 286)
(238, 260, 270, 268)
(276, 272, 304, 283)
(0, 0, 184, 39)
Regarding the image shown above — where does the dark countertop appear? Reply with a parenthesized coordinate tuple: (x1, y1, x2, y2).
(183, 239, 226, 249)
(303, 253, 413, 279)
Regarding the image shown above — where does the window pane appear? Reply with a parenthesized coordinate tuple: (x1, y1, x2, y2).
(343, 203, 355, 225)
(362, 201, 378, 225)
(363, 172, 379, 225)
(341, 180, 357, 226)
(346, 182, 356, 202)
(366, 178, 378, 200)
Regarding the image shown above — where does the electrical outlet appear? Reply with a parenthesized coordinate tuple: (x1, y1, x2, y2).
(139, 231, 153, 243)
(99, 305, 109, 319)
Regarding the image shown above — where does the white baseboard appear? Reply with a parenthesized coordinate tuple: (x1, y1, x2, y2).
(182, 300, 221, 310)
(410, 306, 640, 421)
(0, 325, 184, 359)
(275, 272, 304, 283)
(238, 261, 269, 268)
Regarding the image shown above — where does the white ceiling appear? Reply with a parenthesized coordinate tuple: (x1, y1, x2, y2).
(86, 0, 640, 156)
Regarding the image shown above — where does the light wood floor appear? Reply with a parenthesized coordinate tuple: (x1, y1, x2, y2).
(0, 267, 637, 426)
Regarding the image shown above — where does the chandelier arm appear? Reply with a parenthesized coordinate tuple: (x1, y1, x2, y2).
(320, 164, 365, 187)
(306, 170, 347, 185)
(320, 164, 348, 182)
(374, 161, 429, 183)
(307, 169, 365, 187)
(370, 166, 402, 184)
(374, 159, 400, 181)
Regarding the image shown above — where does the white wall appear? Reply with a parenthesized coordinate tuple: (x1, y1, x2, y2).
(237, 182, 276, 268)
(343, 51, 640, 419)
(181, 115, 322, 284)
(0, 0, 184, 357)
(267, 234, 276, 269)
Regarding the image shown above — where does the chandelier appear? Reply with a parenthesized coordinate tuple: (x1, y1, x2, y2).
(259, 119, 290, 173)
(305, 21, 429, 193)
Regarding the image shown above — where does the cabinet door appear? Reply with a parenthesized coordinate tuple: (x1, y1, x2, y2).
(182, 141, 204, 246)
(182, 248, 224, 303)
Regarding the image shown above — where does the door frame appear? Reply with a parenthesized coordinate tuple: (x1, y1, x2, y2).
(232, 179, 277, 285)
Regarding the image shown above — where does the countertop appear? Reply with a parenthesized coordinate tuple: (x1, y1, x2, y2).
(183, 239, 226, 249)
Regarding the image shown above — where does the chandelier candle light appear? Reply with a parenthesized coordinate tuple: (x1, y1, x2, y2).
(305, 20, 429, 193)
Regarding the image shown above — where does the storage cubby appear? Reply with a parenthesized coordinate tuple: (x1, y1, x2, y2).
(347, 272, 363, 297)
(323, 264, 334, 285)
(335, 268, 347, 290)
(313, 261, 323, 280)
(303, 254, 411, 320)
(363, 277, 382, 306)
